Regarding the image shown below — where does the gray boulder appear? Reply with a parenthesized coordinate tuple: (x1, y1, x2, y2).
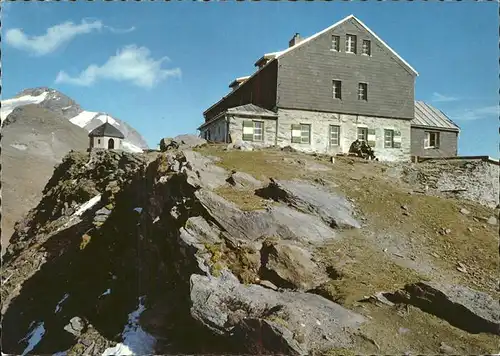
(229, 139, 253, 151)
(264, 179, 361, 229)
(261, 240, 329, 291)
(190, 271, 366, 355)
(182, 150, 228, 190)
(194, 189, 337, 246)
(63, 316, 86, 337)
(173, 134, 207, 149)
(159, 137, 179, 151)
(226, 171, 264, 189)
(487, 216, 497, 225)
(384, 281, 500, 335)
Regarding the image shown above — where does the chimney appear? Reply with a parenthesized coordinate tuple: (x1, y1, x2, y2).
(288, 33, 302, 48)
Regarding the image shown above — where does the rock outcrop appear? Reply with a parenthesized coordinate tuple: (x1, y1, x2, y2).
(160, 134, 207, 152)
(190, 271, 366, 356)
(260, 179, 361, 229)
(0, 147, 365, 355)
(400, 158, 500, 209)
(384, 281, 500, 335)
(2, 145, 497, 355)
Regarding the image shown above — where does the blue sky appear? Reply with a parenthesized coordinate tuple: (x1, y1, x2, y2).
(2, 1, 498, 157)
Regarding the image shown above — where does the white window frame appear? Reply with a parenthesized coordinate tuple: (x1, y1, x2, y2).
(357, 127, 368, 141)
(300, 124, 311, 144)
(331, 35, 340, 52)
(329, 125, 340, 146)
(384, 129, 394, 148)
(346, 34, 357, 54)
(332, 80, 342, 99)
(362, 39, 371, 56)
(253, 120, 263, 142)
(424, 131, 440, 149)
(358, 83, 368, 101)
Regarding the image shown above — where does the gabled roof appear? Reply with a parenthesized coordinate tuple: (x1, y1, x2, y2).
(226, 103, 278, 117)
(198, 104, 277, 130)
(273, 14, 418, 76)
(88, 122, 125, 139)
(412, 101, 460, 132)
(204, 14, 418, 117)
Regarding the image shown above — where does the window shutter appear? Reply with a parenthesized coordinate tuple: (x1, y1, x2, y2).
(393, 130, 402, 148)
(367, 128, 376, 148)
(291, 124, 301, 144)
(242, 120, 254, 141)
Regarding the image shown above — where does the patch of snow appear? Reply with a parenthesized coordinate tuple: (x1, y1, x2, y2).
(10, 143, 28, 151)
(102, 296, 156, 356)
(133, 207, 143, 214)
(55, 293, 70, 313)
(102, 343, 134, 356)
(1, 92, 48, 123)
(61, 106, 72, 110)
(97, 114, 120, 126)
(100, 288, 111, 297)
(69, 111, 101, 128)
(74, 195, 102, 217)
(52, 351, 68, 356)
(20, 321, 46, 356)
(122, 141, 143, 153)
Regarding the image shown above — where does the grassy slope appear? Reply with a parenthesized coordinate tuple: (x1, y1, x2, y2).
(196, 144, 499, 354)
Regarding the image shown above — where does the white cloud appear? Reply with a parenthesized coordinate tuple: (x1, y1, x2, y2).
(451, 105, 499, 121)
(431, 92, 459, 103)
(55, 45, 181, 89)
(106, 26, 136, 34)
(5, 19, 135, 56)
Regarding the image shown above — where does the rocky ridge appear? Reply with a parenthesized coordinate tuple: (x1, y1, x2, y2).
(1, 87, 150, 252)
(1, 140, 498, 355)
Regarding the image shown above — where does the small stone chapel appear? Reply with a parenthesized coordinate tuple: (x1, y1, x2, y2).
(88, 118, 125, 150)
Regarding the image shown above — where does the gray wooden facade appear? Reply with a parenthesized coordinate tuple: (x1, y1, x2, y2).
(277, 17, 416, 120)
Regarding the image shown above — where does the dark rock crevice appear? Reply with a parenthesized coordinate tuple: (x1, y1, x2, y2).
(383, 282, 500, 335)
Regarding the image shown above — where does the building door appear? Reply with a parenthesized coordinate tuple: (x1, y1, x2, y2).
(108, 138, 115, 149)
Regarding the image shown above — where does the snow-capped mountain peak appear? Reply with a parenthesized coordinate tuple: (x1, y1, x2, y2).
(1, 91, 49, 123)
(1, 87, 148, 152)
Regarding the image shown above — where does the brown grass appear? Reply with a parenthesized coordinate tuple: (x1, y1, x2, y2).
(315, 229, 424, 307)
(214, 185, 270, 211)
(357, 303, 500, 355)
(332, 176, 498, 296)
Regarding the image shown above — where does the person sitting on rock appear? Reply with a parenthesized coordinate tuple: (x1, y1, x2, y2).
(360, 141, 376, 160)
(349, 140, 363, 157)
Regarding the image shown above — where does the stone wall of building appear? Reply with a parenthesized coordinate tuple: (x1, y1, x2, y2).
(91, 136, 122, 150)
(401, 158, 500, 209)
(200, 118, 227, 142)
(228, 115, 277, 147)
(276, 108, 412, 162)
